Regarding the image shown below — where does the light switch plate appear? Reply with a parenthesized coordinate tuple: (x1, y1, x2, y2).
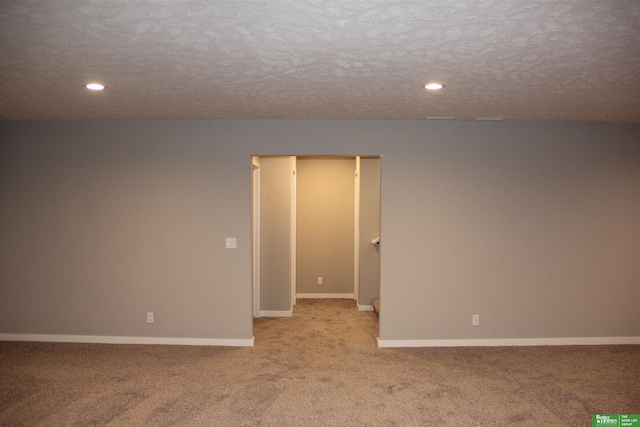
(225, 237, 237, 249)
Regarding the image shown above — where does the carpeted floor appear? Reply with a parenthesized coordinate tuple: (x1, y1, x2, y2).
(1, 299, 638, 426)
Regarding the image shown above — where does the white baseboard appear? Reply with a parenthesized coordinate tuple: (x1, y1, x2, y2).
(358, 304, 374, 311)
(296, 293, 354, 299)
(259, 310, 292, 317)
(0, 333, 254, 347)
(377, 336, 640, 348)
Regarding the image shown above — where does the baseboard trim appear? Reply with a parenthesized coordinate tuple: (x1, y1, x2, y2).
(259, 310, 292, 317)
(0, 333, 254, 347)
(296, 293, 354, 299)
(377, 336, 640, 348)
(358, 304, 374, 312)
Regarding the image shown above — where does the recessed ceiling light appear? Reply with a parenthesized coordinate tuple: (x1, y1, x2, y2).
(426, 116, 456, 120)
(85, 83, 105, 91)
(424, 83, 444, 90)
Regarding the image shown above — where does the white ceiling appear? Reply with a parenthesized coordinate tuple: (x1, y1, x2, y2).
(1, 0, 639, 122)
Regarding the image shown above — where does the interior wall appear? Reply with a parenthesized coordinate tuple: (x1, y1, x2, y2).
(296, 157, 355, 296)
(1, 120, 639, 343)
(358, 158, 381, 307)
(258, 157, 292, 312)
(0, 121, 254, 340)
(379, 125, 640, 341)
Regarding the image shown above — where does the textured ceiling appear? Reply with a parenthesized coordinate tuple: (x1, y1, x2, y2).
(1, 0, 639, 122)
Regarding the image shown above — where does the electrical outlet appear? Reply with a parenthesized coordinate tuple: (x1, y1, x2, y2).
(472, 314, 479, 326)
(147, 312, 154, 324)
(317, 277, 323, 285)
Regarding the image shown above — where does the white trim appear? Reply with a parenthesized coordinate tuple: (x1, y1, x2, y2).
(354, 156, 360, 303)
(296, 293, 354, 299)
(290, 156, 297, 307)
(377, 336, 640, 348)
(358, 304, 374, 312)
(252, 158, 261, 318)
(259, 310, 292, 317)
(0, 333, 254, 347)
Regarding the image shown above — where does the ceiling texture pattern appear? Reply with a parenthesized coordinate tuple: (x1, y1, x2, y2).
(1, 0, 639, 122)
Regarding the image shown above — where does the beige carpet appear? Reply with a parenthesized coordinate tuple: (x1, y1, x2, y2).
(1, 299, 638, 426)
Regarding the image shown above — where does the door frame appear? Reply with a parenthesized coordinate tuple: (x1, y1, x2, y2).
(290, 156, 297, 306)
(353, 156, 361, 302)
(251, 156, 261, 317)
(252, 155, 380, 317)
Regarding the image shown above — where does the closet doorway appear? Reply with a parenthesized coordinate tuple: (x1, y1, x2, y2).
(251, 156, 381, 319)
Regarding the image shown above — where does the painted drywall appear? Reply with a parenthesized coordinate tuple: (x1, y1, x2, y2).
(358, 158, 381, 307)
(0, 121, 253, 339)
(258, 157, 292, 312)
(296, 157, 355, 296)
(1, 120, 639, 343)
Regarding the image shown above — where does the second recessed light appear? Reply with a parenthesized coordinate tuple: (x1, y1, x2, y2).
(86, 83, 105, 91)
(424, 83, 444, 90)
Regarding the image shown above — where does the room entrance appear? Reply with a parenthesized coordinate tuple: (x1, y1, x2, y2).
(251, 156, 381, 320)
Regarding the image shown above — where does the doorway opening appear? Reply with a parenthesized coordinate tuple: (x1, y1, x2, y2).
(251, 156, 381, 323)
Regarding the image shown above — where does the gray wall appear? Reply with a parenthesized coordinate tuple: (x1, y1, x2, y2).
(258, 157, 292, 312)
(296, 157, 355, 295)
(358, 157, 381, 307)
(1, 120, 639, 342)
(0, 121, 253, 339)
